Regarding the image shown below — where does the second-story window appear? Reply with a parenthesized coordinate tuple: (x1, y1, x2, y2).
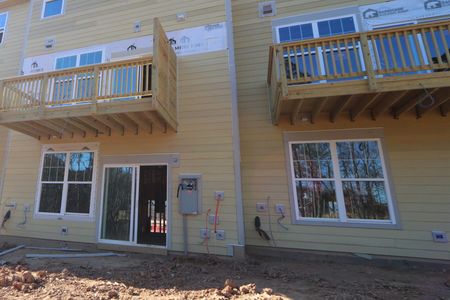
(0, 13, 8, 44)
(42, 0, 64, 19)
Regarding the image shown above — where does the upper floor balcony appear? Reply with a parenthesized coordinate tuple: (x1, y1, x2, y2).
(0, 19, 177, 139)
(268, 20, 450, 124)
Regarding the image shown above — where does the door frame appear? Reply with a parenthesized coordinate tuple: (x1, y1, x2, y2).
(97, 163, 169, 248)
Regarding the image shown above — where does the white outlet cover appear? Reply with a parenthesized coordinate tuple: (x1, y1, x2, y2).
(256, 203, 267, 212)
(215, 191, 225, 201)
(215, 230, 225, 240)
(200, 228, 210, 239)
(275, 204, 286, 214)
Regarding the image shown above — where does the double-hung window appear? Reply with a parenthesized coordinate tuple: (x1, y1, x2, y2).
(288, 136, 396, 225)
(36, 147, 97, 220)
(42, 0, 64, 19)
(0, 13, 8, 44)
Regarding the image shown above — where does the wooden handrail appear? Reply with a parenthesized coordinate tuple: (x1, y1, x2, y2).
(268, 19, 450, 88)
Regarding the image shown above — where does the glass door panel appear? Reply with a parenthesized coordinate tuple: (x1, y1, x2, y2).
(101, 166, 135, 242)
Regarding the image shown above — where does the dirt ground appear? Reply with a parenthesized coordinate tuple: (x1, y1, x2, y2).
(0, 242, 449, 300)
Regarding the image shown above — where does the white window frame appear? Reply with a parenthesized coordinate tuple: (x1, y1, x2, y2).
(0, 12, 8, 45)
(287, 135, 398, 227)
(41, 0, 65, 20)
(34, 143, 99, 222)
(275, 14, 366, 80)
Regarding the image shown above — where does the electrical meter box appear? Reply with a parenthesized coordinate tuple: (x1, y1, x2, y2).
(178, 174, 202, 214)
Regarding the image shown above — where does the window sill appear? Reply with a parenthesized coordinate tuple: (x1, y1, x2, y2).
(34, 213, 94, 222)
(293, 219, 401, 230)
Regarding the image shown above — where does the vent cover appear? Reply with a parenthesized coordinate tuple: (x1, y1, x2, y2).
(258, 1, 276, 18)
(45, 38, 55, 49)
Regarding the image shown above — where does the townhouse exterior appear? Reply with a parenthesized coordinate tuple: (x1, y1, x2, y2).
(0, 0, 449, 261)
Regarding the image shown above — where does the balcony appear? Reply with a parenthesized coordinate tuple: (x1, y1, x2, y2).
(268, 20, 450, 124)
(0, 19, 177, 139)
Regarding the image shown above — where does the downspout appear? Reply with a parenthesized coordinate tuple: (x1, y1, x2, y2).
(225, 0, 245, 247)
(0, 0, 33, 205)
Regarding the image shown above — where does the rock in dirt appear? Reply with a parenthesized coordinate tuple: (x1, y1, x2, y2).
(262, 287, 273, 295)
(13, 281, 23, 291)
(108, 290, 119, 299)
(239, 283, 257, 294)
(22, 271, 35, 283)
(224, 279, 237, 289)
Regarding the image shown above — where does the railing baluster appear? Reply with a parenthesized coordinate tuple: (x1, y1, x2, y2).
(329, 41, 338, 77)
(352, 37, 362, 74)
(39, 74, 49, 113)
(421, 28, 434, 68)
(439, 25, 450, 67)
(337, 39, 345, 77)
(430, 26, 443, 67)
(395, 32, 407, 71)
(286, 46, 294, 82)
(412, 29, 425, 68)
(403, 30, 416, 70)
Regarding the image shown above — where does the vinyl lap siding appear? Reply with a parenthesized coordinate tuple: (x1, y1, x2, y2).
(0, 0, 238, 256)
(232, 0, 450, 260)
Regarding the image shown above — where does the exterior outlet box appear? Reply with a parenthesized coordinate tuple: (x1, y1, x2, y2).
(215, 230, 225, 240)
(61, 226, 68, 235)
(209, 215, 219, 225)
(432, 231, 448, 243)
(256, 202, 267, 212)
(178, 174, 202, 215)
(275, 204, 286, 214)
(134, 21, 141, 33)
(45, 38, 55, 49)
(200, 229, 210, 239)
(215, 191, 224, 201)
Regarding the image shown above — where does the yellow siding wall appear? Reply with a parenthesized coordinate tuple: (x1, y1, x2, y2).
(0, 0, 238, 255)
(233, 0, 450, 260)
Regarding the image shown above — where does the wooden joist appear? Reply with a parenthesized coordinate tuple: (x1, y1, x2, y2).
(350, 93, 383, 121)
(92, 115, 125, 135)
(291, 99, 304, 125)
(394, 88, 439, 119)
(76, 117, 111, 135)
(417, 88, 450, 118)
(311, 97, 328, 124)
(371, 90, 408, 120)
(330, 95, 355, 123)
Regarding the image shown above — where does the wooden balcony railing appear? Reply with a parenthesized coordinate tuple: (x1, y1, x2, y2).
(0, 18, 177, 137)
(268, 20, 450, 122)
(0, 56, 153, 111)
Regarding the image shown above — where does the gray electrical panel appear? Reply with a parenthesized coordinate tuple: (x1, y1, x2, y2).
(178, 174, 201, 215)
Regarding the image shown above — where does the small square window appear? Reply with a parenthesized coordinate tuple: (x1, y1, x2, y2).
(0, 13, 8, 44)
(42, 0, 64, 19)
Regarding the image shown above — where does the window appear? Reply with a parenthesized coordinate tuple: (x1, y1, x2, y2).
(42, 0, 64, 19)
(288, 138, 396, 225)
(53, 51, 103, 101)
(0, 13, 8, 44)
(36, 147, 97, 220)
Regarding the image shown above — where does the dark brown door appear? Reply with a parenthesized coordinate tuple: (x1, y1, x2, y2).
(137, 165, 167, 245)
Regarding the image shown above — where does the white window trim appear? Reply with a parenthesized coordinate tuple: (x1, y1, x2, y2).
(54, 49, 105, 70)
(34, 143, 99, 222)
(275, 14, 360, 43)
(41, 0, 65, 20)
(284, 129, 400, 229)
(0, 12, 8, 45)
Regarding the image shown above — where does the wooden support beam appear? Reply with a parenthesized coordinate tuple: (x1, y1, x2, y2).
(110, 114, 138, 134)
(417, 89, 450, 118)
(27, 121, 62, 138)
(311, 97, 328, 124)
(350, 93, 383, 121)
(65, 118, 98, 136)
(38, 119, 73, 137)
(76, 117, 111, 135)
(5, 124, 41, 139)
(126, 112, 152, 133)
(440, 101, 450, 117)
(291, 99, 304, 125)
(142, 111, 166, 132)
(371, 90, 408, 120)
(330, 95, 355, 123)
(11, 123, 49, 139)
(93, 115, 124, 135)
(46, 119, 86, 137)
(394, 88, 439, 119)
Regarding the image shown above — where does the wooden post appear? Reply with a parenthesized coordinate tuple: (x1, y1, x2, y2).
(39, 74, 49, 116)
(91, 65, 100, 114)
(0, 81, 4, 110)
(360, 33, 377, 91)
(276, 45, 289, 98)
